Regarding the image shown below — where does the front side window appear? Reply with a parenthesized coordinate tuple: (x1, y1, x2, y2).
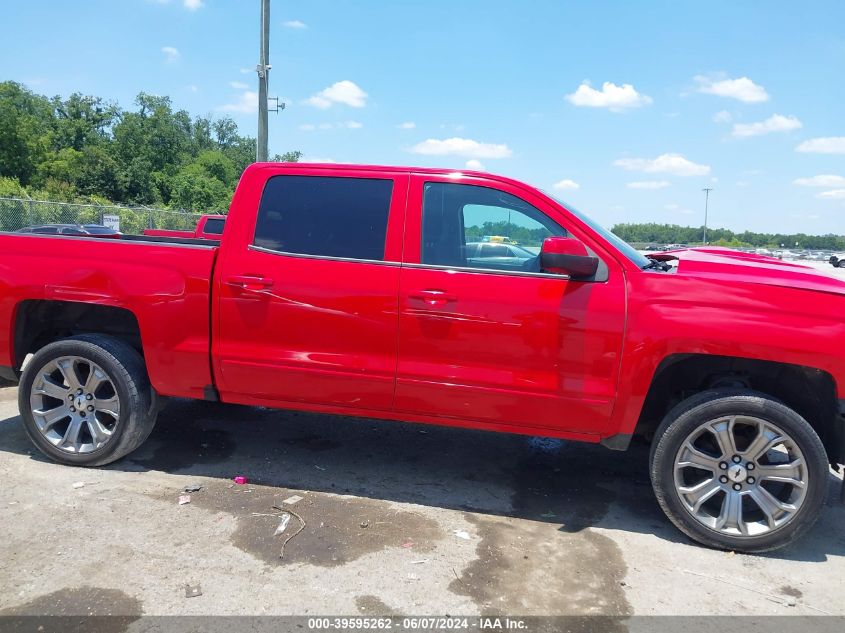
(254, 175, 394, 261)
(422, 182, 565, 273)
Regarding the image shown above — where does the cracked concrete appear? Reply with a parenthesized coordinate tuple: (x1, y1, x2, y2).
(0, 391, 843, 618)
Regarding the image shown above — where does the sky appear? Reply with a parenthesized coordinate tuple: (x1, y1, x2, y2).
(2, 0, 844, 234)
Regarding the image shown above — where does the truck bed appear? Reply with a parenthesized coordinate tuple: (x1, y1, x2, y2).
(0, 233, 218, 399)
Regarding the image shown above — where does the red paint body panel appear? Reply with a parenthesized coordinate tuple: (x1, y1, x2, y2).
(211, 166, 408, 411)
(2, 162, 845, 446)
(0, 235, 215, 399)
(394, 173, 627, 434)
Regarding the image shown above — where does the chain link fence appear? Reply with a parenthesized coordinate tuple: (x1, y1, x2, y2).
(0, 197, 207, 235)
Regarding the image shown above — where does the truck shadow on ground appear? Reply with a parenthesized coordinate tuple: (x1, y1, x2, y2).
(1, 397, 843, 564)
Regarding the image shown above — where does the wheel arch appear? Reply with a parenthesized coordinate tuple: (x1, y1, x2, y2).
(635, 353, 842, 465)
(12, 300, 144, 372)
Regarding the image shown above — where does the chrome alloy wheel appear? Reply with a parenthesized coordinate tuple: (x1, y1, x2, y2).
(28, 356, 121, 454)
(673, 415, 808, 537)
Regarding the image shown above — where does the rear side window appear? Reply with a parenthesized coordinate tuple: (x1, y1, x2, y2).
(203, 218, 225, 235)
(254, 175, 394, 261)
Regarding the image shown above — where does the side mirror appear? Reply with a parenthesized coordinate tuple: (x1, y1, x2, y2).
(540, 237, 599, 278)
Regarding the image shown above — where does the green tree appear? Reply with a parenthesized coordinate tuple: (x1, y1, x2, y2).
(0, 82, 52, 185)
(170, 167, 231, 211)
(50, 92, 119, 151)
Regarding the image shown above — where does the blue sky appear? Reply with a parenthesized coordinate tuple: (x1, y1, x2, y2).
(2, 0, 844, 233)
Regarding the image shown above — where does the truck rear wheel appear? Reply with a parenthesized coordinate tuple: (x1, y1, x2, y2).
(650, 389, 828, 552)
(19, 334, 158, 467)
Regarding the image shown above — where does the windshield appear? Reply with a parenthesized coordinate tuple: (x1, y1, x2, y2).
(550, 196, 651, 268)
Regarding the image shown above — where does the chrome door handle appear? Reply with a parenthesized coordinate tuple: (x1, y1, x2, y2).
(409, 289, 456, 306)
(225, 275, 274, 291)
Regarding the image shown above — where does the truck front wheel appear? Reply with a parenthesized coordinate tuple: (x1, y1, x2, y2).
(650, 390, 828, 552)
(19, 334, 158, 467)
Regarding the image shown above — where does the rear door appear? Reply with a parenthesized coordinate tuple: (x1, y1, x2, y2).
(214, 167, 408, 411)
(395, 174, 626, 435)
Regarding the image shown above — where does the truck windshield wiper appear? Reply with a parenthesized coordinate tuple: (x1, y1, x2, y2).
(642, 257, 672, 272)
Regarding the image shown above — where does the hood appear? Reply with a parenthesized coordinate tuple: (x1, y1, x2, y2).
(648, 247, 845, 298)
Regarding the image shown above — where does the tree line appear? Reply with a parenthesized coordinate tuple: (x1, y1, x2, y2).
(2, 80, 842, 247)
(0, 81, 300, 213)
(611, 222, 845, 251)
(465, 221, 551, 247)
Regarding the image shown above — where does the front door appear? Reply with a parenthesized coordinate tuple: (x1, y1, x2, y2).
(215, 169, 408, 411)
(395, 176, 626, 435)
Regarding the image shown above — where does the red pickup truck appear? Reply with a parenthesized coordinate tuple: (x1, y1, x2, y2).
(1, 163, 843, 553)
(143, 214, 226, 240)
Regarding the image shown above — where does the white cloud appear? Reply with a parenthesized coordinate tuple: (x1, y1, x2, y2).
(613, 153, 710, 177)
(298, 124, 316, 131)
(713, 110, 732, 123)
(161, 46, 180, 63)
(731, 114, 802, 138)
(796, 137, 845, 154)
(305, 80, 367, 109)
(239, 67, 253, 74)
(397, 122, 416, 129)
(283, 20, 307, 29)
(694, 75, 769, 103)
(465, 159, 486, 171)
(229, 81, 248, 90)
(665, 204, 694, 215)
(186, 84, 199, 93)
(553, 179, 580, 190)
(216, 91, 258, 114)
(627, 180, 671, 189)
(409, 137, 512, 159)
(565, 81, 652, 112)
(345, 120, 363, 129)
(793, 175, 845, 188)
(817, 189, 845, 199)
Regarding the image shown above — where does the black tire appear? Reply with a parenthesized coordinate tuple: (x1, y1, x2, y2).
(838, 260, 845, 269)
(649, 389, 828, 553)
(18, 334, 158, 467)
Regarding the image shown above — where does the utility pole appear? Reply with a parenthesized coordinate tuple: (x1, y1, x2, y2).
(256, 0, 270, 162)
(702, 187, 713, 245)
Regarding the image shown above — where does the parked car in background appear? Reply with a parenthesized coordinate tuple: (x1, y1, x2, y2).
(465, 241, 537, 271)
(830, 254, 845, 268)
(1, 162, 844, 554)
(481, 235, 520, 245)
(143, 214, 226, 240)
(17, 224, 121, 238)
